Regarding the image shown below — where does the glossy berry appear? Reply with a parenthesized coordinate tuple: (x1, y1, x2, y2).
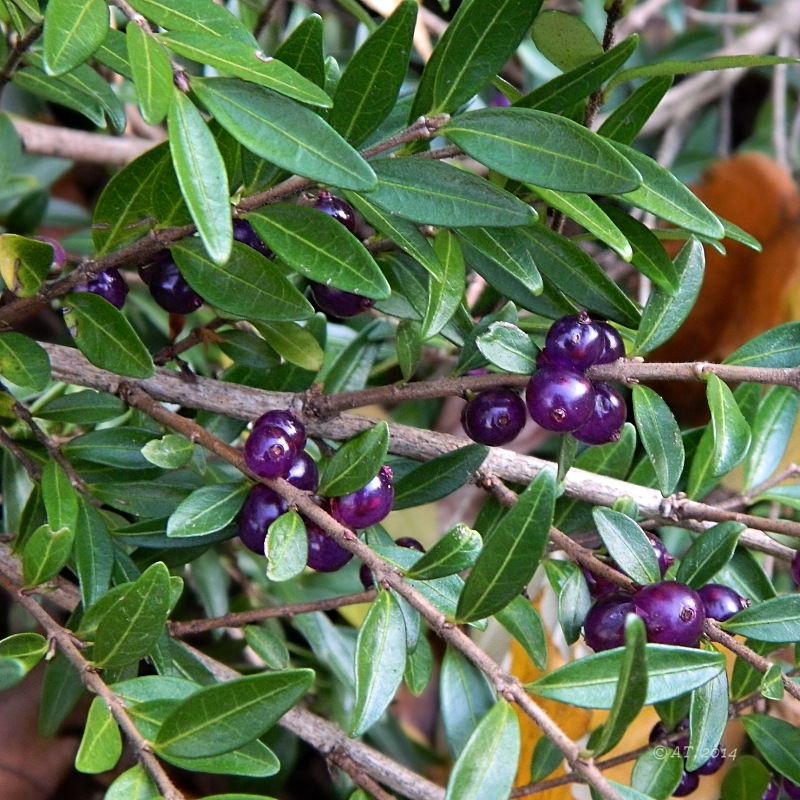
(233, 218, 272, 258)
(526, 367, 596, 433)
(584, 533, 673, 598)
(697, 583, 748, 622)
(791, 551, 800, 587)
(673, 770, 699, 797)
(583, 592, 636, 652)
(360, 536, 426, 589)
(243, 424, 297, 479)
(634, 581, 705, 647)
(238, 484, 287, 554)
(693, 749, 725, 776)
(73, 268, 129, 309)
(253, 410, 306, 450)
(762, 782, 780, 800)
(543, 312, 605, 371)
(309, 282, 374, 318)
(647, 532, 676, 577)
(461, 389, 526, 446)
(572, 382, 627, 445)
(286, 450, 319, 492)
(313, 190, 357, 233)
(330, 466, 394, 529)
(594, 320, 625, 365)
(306, 520, 354, 572)
(781, 777, 800, 800)
(395, 537, 426, 552)
(144, 255, 203, 314)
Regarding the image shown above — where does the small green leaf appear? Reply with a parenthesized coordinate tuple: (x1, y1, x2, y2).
(167, 483, 248, 538)
(721, 755, 770, 800)
(675, 522, 744, 589)
(496, 596, 547, 672)
(62, 427, 157, 469)
(36, 390, 124, 424)
(404, 524, 482, 580)
(0, 633, 47, 670)
(632, 385, 684, 495)
(592, 507, 661, 585)
(557, 563, 591, 645)
(686, 669, 728, 772)
(0, 234, 54, 297)
(404, 632, 433, 696)
(396, 319, 422, 381)
(740, 714, 800, 784)
(14, 65, 106, 128)
(721, 595, 800, 643)
(724, 322, 800, 368)
(318, 422, 390, 497)
(244, 627, 289, 671)
(272, 14, 325, 88)
(266, 511, 308, 582)
(75, 696, 122, 774)
(760, 664, 785, 701)
(532, 10, 602, 70)
(254, 321, 324, 371)
(43, 0, 108, 75)
(74, 499, 114, 608)
(476, 322, 537, 373)
(22, 524, 74, 587)
(141, 434, 194, 470)
(41, 460, 79, 536)
(707, 374, 751, 477)
(422, 229, 465, 340)
(0, 332, 51, 390)
(530, 736, 565, 783)
(127, 23, 173, 125)
(631, 748, 683, 800)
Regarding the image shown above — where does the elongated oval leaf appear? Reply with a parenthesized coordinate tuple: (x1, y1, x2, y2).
(0, 233, 54, 298)
(721, 595, 800, 642)
(76, 696, 123, 774)
(724, 322, 800, 368)
(592, 507, 661, 585)
(41, 460, 79, 535)
(128, 0, 256, 46)
(0, 331, 51, 390)
(740, 714, 800, 785)
(318, 422, 390, 497)
(404, 524, 482, 580)
(495, 596, 547, 671)
(598, 76, 674, 145)
(127, 23, 173, 125)
(266, 511, 308, 582)
(423, 229, 465, 339)
(43, 0, 108, 75)
(0, 633, 48, 670)
(272, 14, 325, 88)
(707, 374, 751, 477)
(675, 521, 744, 589)
(22, 524, 74, 587)
(631, 748, 683, 800)
(167, 483, 248, 538)
(686, 669, 729, 771)
(476, 322, 537, 374)
(632, 385, 684, 495)
(532, 9, 601, 70)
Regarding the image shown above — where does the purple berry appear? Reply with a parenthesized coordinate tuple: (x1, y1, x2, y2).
(286, 450, 318, 492)
(649, 719, 689, 756)
(544, 312, 605, 371)
(526, 367, 596, 433)
(313, 190, 357, 233)
(594, 321, 625, 365)
(309, 282, 374, 318)
(73, 268, 129, 309)
(582, 564, 622, 598)
(330, 466, 394, 529)
(233, 218, 272, 258)
(461, 389, 526, 446)
(693, 749, 725, 776)
(583, 592, 636, 652)
(791, 551, 800, 587)
(35, 235, 67, 268)
(782, 777, 800, 800)
(572, 382, 627, 445)
(253, 410, 306, 450)
(697, 583, 748, 622)
(306, 520, 354, 572)
(673, 770, 700, 797)
(634, 581, 705, 647)
(244, 424, 297, 479)
(359, 563, 375, 590)
(762, 782, 780, 800)
(238, 484, 288, 554)
(145, 255, 203, 314)
(395, 537, 426, 552)
(647, 532, 675, 577)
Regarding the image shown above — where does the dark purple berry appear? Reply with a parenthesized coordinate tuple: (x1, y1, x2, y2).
(647, 532, 675, 577)
(313, 190, 357, 233)
(309, 282, 374, 318)
(73, 268, 129, 309)
(583, 592, 636, 652)
(649, 719, 689, 756)
(395, 537, 426, 552)
(544, 312, 605, 371)
(697, 583, 748, 622)
(673, 770, 699, 797)
(762, 782, 780, 800)
(35, 235, 67, 268)
(359, 563, 375, 590)
(233, 218, 272, 258)
(253, 410, 306, 450)
(238, 484, 288, 554)
(791, 551, 800, 587)
(693, 749, 725, 776)
(244, 424, 297, 479)
(634, 581, 705, 647)
(572, 382, 627, 445)
(330, 466, 394, 529)
(594, 320, 625, 365)
(306, 520, 354, 572)
(782, 777, 800, 800)
(286, 450, 318, 492)
(146, 256, 203, 314)
(582, 564, 622, 598)
(461, 389, 526, 446)
(526, 367, 596, 433)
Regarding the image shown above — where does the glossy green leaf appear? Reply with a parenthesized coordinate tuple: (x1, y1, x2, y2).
(244, 627, 289, 671)
(602, 75, 675, 143)
(528, 645, 726, 708)
(141, 434, 194, 470)
(62, 427, 157, 469)
(592, 507, 661, 585)
(445, 108, 640, 194)
(272, 14, 325, 88)
(404, 632, 433, 696)
(740, 715, 800, 784)
(35, 391, 124, 424)
(75, 696, 122, 774)
(724, 322, 800, 368)
(761, 664, 786, 701)
(633, 238, 704, 355)
(721, 755, 770, 800)
(161, 32, 331, 108)
(557, 563, 591, 645)
(0, 632, 47, 671)
(530, 735, 567, 784)
(318, 422, 390, 497)
(721, 595, 800, 643)
(8, 0, 41, 22)
(496, 596, 547, 672)
(41, 461, 77, 537)
(675, 522, 744, 589)
(162, 740, 280, 775)
(686, 669, 728, 771)
(155, 668, 313, 757)
(404, 524, 482, 580)
(476, 321, 537, 373)
(167, 483, 247, 538)
(247, 204, 389, 299)
(39, 651, 84, 738)
(43, 0, 107, 75)
(168, 90, 231, 265)
(707, 374, 751, 477)
(13, 66, 106, 128)
(92, 562, 172, 669)
(128, 0, 255, 46)
(350, 590, 407, 736)
(254, 321, 324, 372)
(266, 511, 308, 582)
(0, 332, 51, 390)
(104, 764, 159, 800)
(22, 523, 74, 587)
(0, 234, 54, 297)
(74, 499, 114, 608)
(94, 27, 131, 78)
(396, 318, 422, 381)
(632, 385, 684, 495)
(421, 229, 465, 340)
(532, 10, 601, 70)
(457, 468, 556, 622)
(127, 23, 173, 125)
(328, 0, 416, 144)
(445, 700, 520, 800)
(192, 78, 375, 191)
(631, 748, 683, 800)
(63, 292, 154, 379)
(745, 385, 800, 490)
(393, 445, 489, 509)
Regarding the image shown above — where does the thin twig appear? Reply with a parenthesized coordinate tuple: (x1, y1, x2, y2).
(0, 427, 41, 482)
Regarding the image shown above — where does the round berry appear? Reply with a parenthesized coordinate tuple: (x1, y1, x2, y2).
(673, 770, 699, 797)
(233, 218, 272, 258)
(583, 592, 636, 652)
(582, 563, 622, 598)
(649, 719, 689, 756)
(306, 521, 354, 572)
(762, 782, 780, 800)
(313, 190, 357, 233)
(145, 256, 203, 314)
(693, 749, 725, 776)
(238, 484, 288, 554)
(244, 424, 297, 479)
(647, 532, 676, 577)
(461, 389, 526, 446)
(782, 777, 800, 800)
(791, 551, 800, 587)
(572, 382, 627, 445)
(697, 583, 748, 622)
(73, 268, 129, 309)
(330, 466, 394, 529)
(395, 537, 426, 552)
(359, 563, 375, 590)
(286, 450, 319, 492)
(594, 320, 625, 365)
(634, 581, 705, 647)
(544, 312, 605, 370)
(253, 410, 306, 450)
(309, 282, 374, 318)
(526, 367, 596, 433)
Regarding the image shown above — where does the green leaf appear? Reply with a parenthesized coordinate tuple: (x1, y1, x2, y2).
(128, 0, 255, 46)
(0, 332, 51, 390)
(74, 499, 114, 608)
(328, 0, 417, 145)
(725, 322, 800, 368)
(62, 427, 157, 469)
(495, 596, 547, 671)
(266, 511, 308, 582)
(39, 651, 84, 738)
(36, 390, 124, 424)
(247, 204, 389, 299)
(318, 422, 390, 497)
(154, 669, 313, 758)
(531, 10, 602, 71)
(405, 631, 433, 696)
(254, 321, 324, 372)
(0, 632, 47, 670)
(457, 468, 556, 622)
(93, 562, 172, 669)
(167, 483, 248, 538)
(476, 322, 537, 373)
(404, 524, 482, 580)
(163, 741, 279, 777)
(600, 76, 674, 144)
(444, 700, 520, 800)
(675, 522, 744, 589)
(0, 234, 55, 297)
(75, 696, 122, 774)
(530, 736, 565, 784)
(411, 0, 541, 117)
(631, 748, 683, 800)
(350, 590, 407, 736)
(707, 374, 751, 477)
(161, 32, 331, 108)
(127, 23, 173, 125)
(22, 523, 74, 587)
(393, 445, 489, 509)
(141, 434, 194, 470)
(592, 507, 661, 585)
(422, 229, 465, 340)
(396, 318, 422, 381)
(41, 460, 78, 538)
(721, 595, 800, 643)
(740, 714, 800, 784)
(272, 14, 325, 89)
(63, 292, 154, 379)
(632, 385, 685, 495)
(633, 238, 704, 355)
(105, 764, 160, 800)
(557, 562, 591, 645)
(43, 0, 107, 75)
(761, 663, 785, 701)
(0, 658, 26, 691)
(13, 65, 106, 128)
(168, 90, 231, 265)
(721, 755, 771, 800)
(686, 669, 728, 771)
(192, 78, 375, 191)
(7, 0, 41, 22)
(445, 108, 641, 195)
